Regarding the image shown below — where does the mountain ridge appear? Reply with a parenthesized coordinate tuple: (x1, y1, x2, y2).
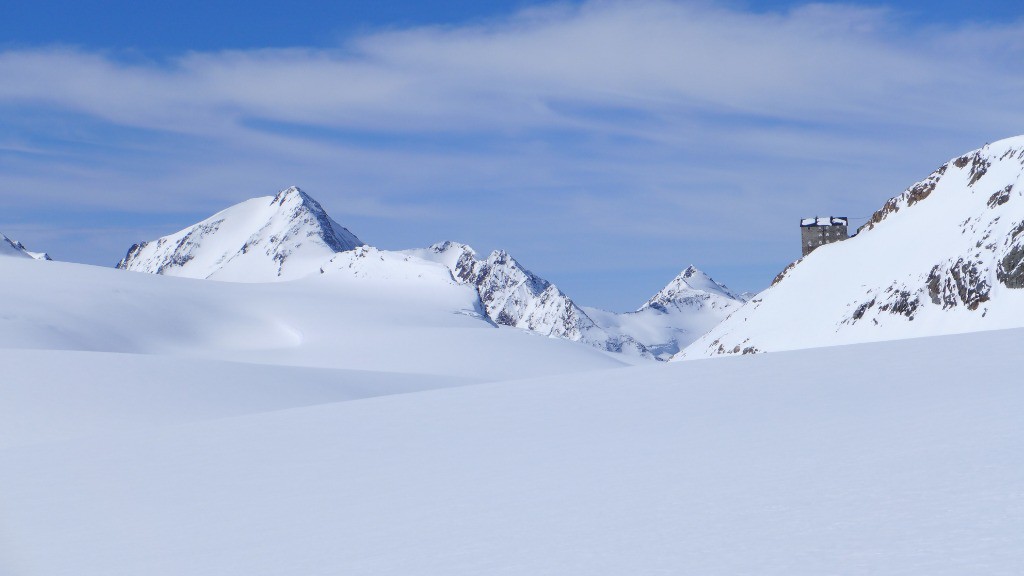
(679, 135, 1024, 359)
(1, 232, 51, 260)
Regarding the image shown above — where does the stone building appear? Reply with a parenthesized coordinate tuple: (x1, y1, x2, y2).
(800, 216, 848, 256)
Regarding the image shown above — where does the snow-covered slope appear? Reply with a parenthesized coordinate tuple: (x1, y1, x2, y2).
(117, 186, 363, 281)
(4, 329, 1023, 575)
(585, 266, 747, 359)
(411, 241, 652, 358)
(681, 136, 1024, 358)
(1, 254, 625, 380)
(1, 232, 51, 260)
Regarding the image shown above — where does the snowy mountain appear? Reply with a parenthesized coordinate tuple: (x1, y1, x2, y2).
(410, 244, 744, 360)
(641, 265, 746, 312)
(411, 241, 653, 358)
(681, 135, 1024, 359)
(585, 266, 747, 360)
(113, 189, 738, 360)
(1, 232, 51, 260)
(117, 186, 363, 281)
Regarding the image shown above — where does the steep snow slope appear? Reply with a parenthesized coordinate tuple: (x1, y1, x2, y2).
(0, 255, 626, 380)
(410, 241, 652, 358)
(682, 136, 1024, 358)
(117, 186, 363, 281)
(3, 329, 1023, 575)
(585, 265, 746, 359)
(1, 232, 50, 260)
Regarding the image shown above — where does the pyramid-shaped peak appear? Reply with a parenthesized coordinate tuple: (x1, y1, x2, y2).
(117, 186, 363, 281)
(271, 186, 318, 209)
(677, 265, 722, 291)
(640, 265, 742, 313)
(681, 264, 705, 279)
(429, 241, 476, 257)
(488, 249, 512, 261)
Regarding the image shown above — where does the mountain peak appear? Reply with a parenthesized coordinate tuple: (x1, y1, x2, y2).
(270, 185, 313, 208)
(680, 264, 711, 283)
(118, 187, 364, 281)
(266, 186, 362, 254)
(641, 266, 743, 313)
(429, 241, 476, 257)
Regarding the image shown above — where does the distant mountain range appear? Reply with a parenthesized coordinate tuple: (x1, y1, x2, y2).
(12, 136, 1024, 361)
(113, 186, 745, 359)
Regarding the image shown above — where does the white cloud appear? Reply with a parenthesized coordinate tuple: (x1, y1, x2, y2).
(2, 0, 1023, 306)
(2, 1, 1021, 136)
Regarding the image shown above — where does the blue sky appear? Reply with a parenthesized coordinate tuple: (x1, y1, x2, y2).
(2, 0, 1024, 310)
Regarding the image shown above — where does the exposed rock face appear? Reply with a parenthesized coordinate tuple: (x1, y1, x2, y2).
(859, 164, 947, 233)
(997, 222, 1024, 289)
(926, 258, 991, 311)
(117, 186, 363, 281)
(680, 136, 1024, 359)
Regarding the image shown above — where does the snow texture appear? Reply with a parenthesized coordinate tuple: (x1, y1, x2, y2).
(2, 327, 1023, 575)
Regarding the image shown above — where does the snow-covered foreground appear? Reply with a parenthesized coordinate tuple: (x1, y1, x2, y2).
(4, 328, 1023, 575)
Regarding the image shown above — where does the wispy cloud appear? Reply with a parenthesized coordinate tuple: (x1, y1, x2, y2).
(2, 0, 1022, 308)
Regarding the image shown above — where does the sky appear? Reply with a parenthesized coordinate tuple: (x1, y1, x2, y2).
(2, 0, 1023, 311)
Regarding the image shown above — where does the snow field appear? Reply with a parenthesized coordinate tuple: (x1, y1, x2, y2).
(2, 329, 1023, 575)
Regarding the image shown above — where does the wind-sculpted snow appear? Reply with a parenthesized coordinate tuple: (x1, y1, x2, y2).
(1, 232, 51, 260)
(681, 136, 1024, 359)
(117, 186, 363, 281)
